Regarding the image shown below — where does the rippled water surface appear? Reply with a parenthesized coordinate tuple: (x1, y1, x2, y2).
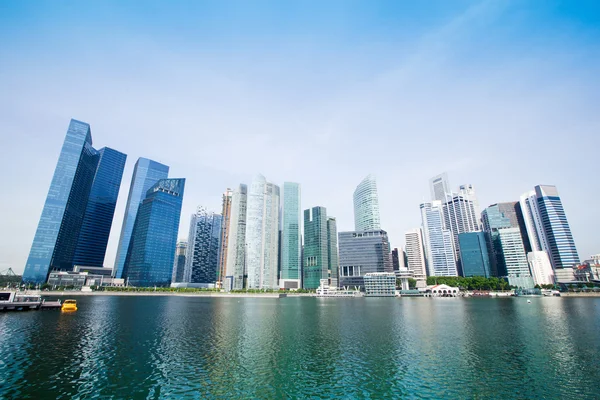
(1, 296, 599, 399)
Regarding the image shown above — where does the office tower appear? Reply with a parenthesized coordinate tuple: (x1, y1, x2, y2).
(327, 217, 339, 288)
(392, 248, 400, 271)
(245, 175, 280, 290)
(303, 207, 328, 289)
(527, 251, 555, 286)
(223, 184, 248, 291)
(217, 188, 233, 287)
(125, 178, 185, 287)
(482, 203, 533, 287)
(429, 172, 450, 202)
(338, 230, 393, 288)
(392, 248, 407, 271)
(280, 182, 302, 289)
(184, 207, 223, 285)
(113, 158, 169, 278)
(405, 229, 427, 286)
(420, 201, 457, 277)
(172, 241, 187, 283)
(458, 232, 491, 277)
(73, 147, 127, 268)
(24, 119, 101, 283)
(353, 174, 381, 231)
(442, 187, 480, 266)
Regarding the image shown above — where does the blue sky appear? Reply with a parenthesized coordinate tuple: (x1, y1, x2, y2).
(1, 0, 599, 274)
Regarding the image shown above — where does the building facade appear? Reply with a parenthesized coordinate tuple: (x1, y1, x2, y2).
(405, 229, 427, 286)
(216, 189, 232, 288)
(303, 207, 329, 289)
(420, 201, 457, 277)
(353, 174, 381, 231)
(442, 188, 480, 267)
(125, 178, 185, 287)
(113, 157, 169, 279)
(172, 241, 187, 283)
(280, 182, 302, 289)
(458, 232, 491, 277)
(429, 172, 450, 202)
(327, 217, 339, 288)
(527, 251, 555, 286)
(363, 272, 396, 297)
(73, 147, 127, 268)
(223, 184, 248, 291)
(338, 230, 393, 288)
(184, 207, 223, 285)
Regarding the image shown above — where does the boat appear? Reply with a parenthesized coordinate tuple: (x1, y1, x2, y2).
(0, 291, 42, 311)
(61, 299, 78, 312)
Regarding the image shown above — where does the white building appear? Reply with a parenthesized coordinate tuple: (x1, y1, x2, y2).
(429, 172, 450, 202)
(245, 175, 280, 290)
(353, 174, 381, 231)
(223, 184, 248, 291)
(527, 251, 555, 286)
(364, 272, 396, 297)
(443, 188, 480, 261)
(420, 201, 457, 277)
(425, 284, 459, 297)
(405, 229, 427, 287)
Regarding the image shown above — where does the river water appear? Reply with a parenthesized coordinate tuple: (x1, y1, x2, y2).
(1, 296, 599, 399)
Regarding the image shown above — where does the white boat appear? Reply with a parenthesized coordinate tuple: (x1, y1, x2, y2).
(0, 292, 42, 311)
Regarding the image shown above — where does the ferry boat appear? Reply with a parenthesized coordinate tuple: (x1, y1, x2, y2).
(61, 299, 78, 312)
(0, 292, 42, 311)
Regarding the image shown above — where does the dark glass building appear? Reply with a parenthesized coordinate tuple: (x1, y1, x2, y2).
(125, 178, 185, 287)
(184, 207, 222, 285)
(171, 241, 187, 283)
(113, 158, 169, 279)
(73, 147, 127, 267)
(458, 232, 491, 277)
(338, 230, 393, 288)
(23, 119, 120, 283)
(303, 207, 328, 289)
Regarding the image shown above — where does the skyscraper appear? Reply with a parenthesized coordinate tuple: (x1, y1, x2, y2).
(527, 251, 555, 286)
(429, 172, 450, 202)
(223, 184, 248, 291)
(458, 232, 491, 277)
(338, 230, 393, 288)
(327, 217, 339, 288)
(125, 178, 185, 287)
(217, 188, 233, 287)
(23, 119, 113, 283)
(113, 158, 169, 279)
(442, 185, 480, 268)
(420, 201, 457, 277)
(184, 207, 222, 285)
(171, 241, 187, 283)
(280, 182, 301, 289)
(353, 174, 381, 231)
(245, 175, 280, 290)
(303, 207, 328, 289)
(405, 229, 427, 286)
(73, 147, 127, 268)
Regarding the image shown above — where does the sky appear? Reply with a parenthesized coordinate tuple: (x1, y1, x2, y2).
(1, 0, 599, 275)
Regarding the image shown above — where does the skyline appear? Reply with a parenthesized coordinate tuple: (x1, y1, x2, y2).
(2, 1, 599, 274)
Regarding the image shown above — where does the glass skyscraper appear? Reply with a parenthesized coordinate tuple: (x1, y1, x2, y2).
(429, 172, 450, 202)
(217, 188, 233, 287)
(172, 241, 187, 283)
(113, 158, 169, 278)
(223, 184, 248, 291)
(183, 207, 223, 285)
(353, 174, 381, 231)
(280, 182, 301, 289)
(303, 206, 329, 289)
(420, 201, 457, 277)
(405, 229, 427, 286)
(327, 217, 339, 288)
(125, 178, 185, 287)
(73, 147, 127, 267)
(338, 230, 393, 288)
(458, 232, 491, 277)
(24, 119, 125, 283)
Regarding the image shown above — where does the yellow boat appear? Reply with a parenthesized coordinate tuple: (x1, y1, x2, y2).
(61, 299, 77, 312)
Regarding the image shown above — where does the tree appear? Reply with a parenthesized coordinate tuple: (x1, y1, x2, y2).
(408, 278, 417, 289)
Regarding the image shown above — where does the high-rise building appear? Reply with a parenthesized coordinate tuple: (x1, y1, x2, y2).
(353, 174, 381, 231)
(24, 119, 123, 283)
(245, 175, 280, 290)
(405, 229, 427, 286)
(217, 189, 233, 287)
(171, 241, 187, 283)
(223, 184, 248, 291)
(113, 158, 169, 279)
(184, 207, 222, 285)
(280, 182, 301, 289)
(125, 178, 185, 287)
(482, 203, 532, 287)
(458, 232, 491, 277)
(429, 172, 450, 202)
(338, 230, 393, 288)
(527, 251, 555, 286)
(73, 147, 127, 268)
(327, 217, 339, 288)
(420, 201, 457, 277)
(303, 207, 329, 289)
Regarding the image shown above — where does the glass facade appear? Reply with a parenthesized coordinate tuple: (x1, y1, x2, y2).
(171, 241, 187, 283)
(303, 207, 328, 289)
(73, 147, 127, 267)
(113, 158, 169, 278)
(217, 189, 232, 286)
(338, 230, 393, 288)
(429, 172, 450, 202)
(223, 184, 248, 291)
(327, 217, 339, 288)
(24, 120, 99, 283)
(458, 232, 491, 277)
(420, 201, 457, 277)
(280, 182, 301, 284)
(125, 178, 185, 287)
(184, 207, 223, 284)
(353, 174, 381, 231)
